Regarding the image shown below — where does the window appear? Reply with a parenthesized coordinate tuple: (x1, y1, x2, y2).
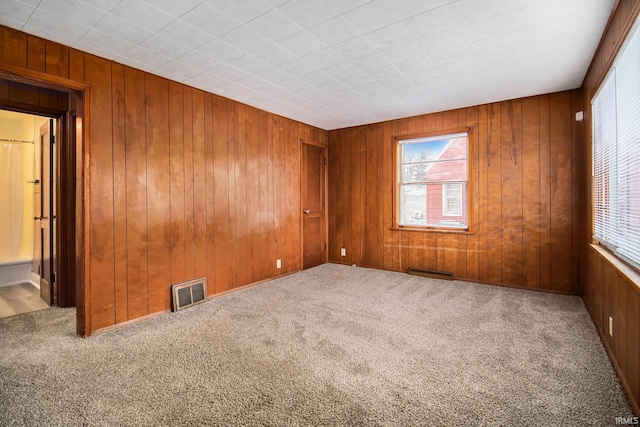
(592, 14, 640, 269)
(397, 131, 469, 229)
(443, 183, 463, 216)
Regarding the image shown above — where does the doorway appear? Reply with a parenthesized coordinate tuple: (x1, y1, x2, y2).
(301, 142, 327, 269)
(0, 110, 54, 317)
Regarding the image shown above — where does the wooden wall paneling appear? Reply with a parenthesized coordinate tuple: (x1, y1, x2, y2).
(522, 97, 541, 288)
(227, 104, 238, 287)
(124, 66, 148, 320)
(631, 290, 640, 407)
(486, 103, 502, 285)
(476, 105, 489, 283)
(375, 124, 385, 268)
(234, 103, 248, 287)
(38, 87, 59, 110)
(328, 130, 342, 262)
(571, 90, 584, 294)
(266, 114, 276, 276)
(500, 100, 523, 287)
(111, 63, 128, 324)
(364, 124, 379, 268)
(44, 41, 69, 78)
(340, 128, 352, 264)
(213, 96, 230, 293)
(258, 110, 270, 279)
(275, 116, 286, 271)
(192, 89, 207, 281)
(183, 88, 195, 280)
(390, 120, 401, 272)
(617, 274, 629, 394)
(26, 35, 45, 72)
(204, 93, 215, 294)
(539, 95, 552, 289)
(169, 82, 186, 287)
(549, 92, 573, 293)
(85, 55, 115, 330)
(285, 119, 300, 273)
(246, 106, 261, 280)
(145, 74, 171, 313)
(465, 106, 480, 281)
(69, 48, 84, 84)
(0, 26, 27, 67)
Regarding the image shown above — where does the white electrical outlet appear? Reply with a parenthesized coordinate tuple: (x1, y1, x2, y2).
(341, 248, 346, 257)
(276, 259, 281, 269)
(609, 316, 613, 337)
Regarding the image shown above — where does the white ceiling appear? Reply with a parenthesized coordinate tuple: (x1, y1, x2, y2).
(1, 0, 614, 130)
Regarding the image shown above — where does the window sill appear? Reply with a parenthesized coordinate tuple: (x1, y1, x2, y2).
(391, 226, 473, 235)
(591, 243, 640, 293)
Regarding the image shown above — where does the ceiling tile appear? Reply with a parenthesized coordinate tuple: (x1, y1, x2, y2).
(179, 50, 223, 71)
(302, 48, 344, 69)
(342, 0, 397, 35)
(251, 44, 297, 66)
(139, 34, 191, 60)
(307, 17, 359, 46)
(325, 0, 372, 15)
(414, 28, 464, 55)
(219, 26, 270, 53)
(79, 0, 121, 12)
(141, 0, 202, 18)
(254, 66, 294, 83)
(120, 44, 172, 69)
(380, 40, 422, 63)
(77, 28, 135, 58)
(159, 19, 214, 50)
(457, 13, 509, 44)
(25, 7, 90, 41)
(197, 39, 244, 63)
(403, 5, 456, 39)
(1, 0, 35, 27)
(383, 0, 454, 20)
(181, 3, 240, 37)
(207, 0, 272, 24)
(364, 21, 413, 51)
(95, 14, 152, 45)
(245, 9, 302, 42)
(156, 59, 203, 79)
(279, 58, 317, 76)
(277, 30, 327, 57)
(322, 62, 362, 80)
(210, 62, 250, 81)
(111, 0, 175, 33)
(39, 0, 106, 27)
(277, 0, 337, 29)
(448, 0, 507, 26)
(330, 37, 377, 60)
(229, 55, 271, 73)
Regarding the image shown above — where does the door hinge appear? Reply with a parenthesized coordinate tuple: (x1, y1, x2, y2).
(51, 135, 56, 144)
(51, 272, 56, 283)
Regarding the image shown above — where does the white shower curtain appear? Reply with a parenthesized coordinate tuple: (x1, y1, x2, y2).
(0, 143, 24, 262)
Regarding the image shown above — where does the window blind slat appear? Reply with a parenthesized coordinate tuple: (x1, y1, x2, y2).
(592, 15, 640, 269)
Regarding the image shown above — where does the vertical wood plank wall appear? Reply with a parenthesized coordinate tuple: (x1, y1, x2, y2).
(0, 25, 327, 335)
(581, 0, 640, 414)
(328, 90, 582, 294)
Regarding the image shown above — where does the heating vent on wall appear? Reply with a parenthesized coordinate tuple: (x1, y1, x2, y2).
(171, 278, 208, 312)
(407, 268, 454, 281)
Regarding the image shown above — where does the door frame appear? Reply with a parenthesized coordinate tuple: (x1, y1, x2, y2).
(300, 139, 328, 269)
(0, 63, 90, 336)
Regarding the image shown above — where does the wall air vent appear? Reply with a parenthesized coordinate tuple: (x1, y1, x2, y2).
(171, 278, 208, 312)
(407, 268, 454, 281)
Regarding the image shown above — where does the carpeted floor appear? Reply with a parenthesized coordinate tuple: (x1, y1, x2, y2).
(0, 264, 633, 426)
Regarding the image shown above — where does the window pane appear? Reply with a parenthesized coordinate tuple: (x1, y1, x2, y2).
(400, 184, 427, 226)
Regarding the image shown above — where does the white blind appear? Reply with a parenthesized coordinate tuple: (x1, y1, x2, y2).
(592, 15, 640, 268)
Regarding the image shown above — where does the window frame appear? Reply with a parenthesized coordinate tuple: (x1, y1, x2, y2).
(392, 127, 473, 233)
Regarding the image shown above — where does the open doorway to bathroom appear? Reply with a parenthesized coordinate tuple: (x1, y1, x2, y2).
(0, 110, 54, 317)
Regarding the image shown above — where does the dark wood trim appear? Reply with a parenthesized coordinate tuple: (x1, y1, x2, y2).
(0, 66, 89, 336)
(300, 140, 329, 268)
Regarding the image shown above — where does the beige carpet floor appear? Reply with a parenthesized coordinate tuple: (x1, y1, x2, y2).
(0, 263, 633, 426)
